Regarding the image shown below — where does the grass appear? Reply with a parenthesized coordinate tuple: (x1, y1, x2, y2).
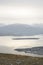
(0, 53, 43, 65)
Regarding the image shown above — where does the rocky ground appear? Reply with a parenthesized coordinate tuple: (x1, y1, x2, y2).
(0, 53, 43, 65)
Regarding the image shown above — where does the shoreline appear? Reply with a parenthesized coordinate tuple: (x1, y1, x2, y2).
(0, 52, 43, 58)
(0, 53, 43, 58)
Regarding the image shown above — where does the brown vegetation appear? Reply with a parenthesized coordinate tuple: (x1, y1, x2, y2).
(0, 53, 43, 65)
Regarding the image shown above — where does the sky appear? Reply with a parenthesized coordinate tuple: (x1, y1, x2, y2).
(0, 0, 43, 25)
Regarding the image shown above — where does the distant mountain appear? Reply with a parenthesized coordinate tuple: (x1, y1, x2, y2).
(0, 23, 5, 27)
(15, 46, 43, 55)
(0, 23, 43, 36)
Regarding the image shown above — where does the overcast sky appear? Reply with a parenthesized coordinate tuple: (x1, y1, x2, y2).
(0, 0, 43, 25)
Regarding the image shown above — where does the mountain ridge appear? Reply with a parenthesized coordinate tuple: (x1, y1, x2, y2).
(0, 23, 43, 36)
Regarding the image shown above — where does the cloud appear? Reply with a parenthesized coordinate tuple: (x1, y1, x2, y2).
(0, 0, 43, 7)
(0, 17, 43, 25)
(0, 0, 43, 25)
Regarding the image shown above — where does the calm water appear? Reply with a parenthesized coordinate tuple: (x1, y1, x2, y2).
(0, 35, 43, 57)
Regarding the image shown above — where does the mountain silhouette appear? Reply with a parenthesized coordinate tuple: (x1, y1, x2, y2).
(0, 23, 43, 36)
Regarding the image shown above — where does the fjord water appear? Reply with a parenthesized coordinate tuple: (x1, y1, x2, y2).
(0, 35, 43, 56)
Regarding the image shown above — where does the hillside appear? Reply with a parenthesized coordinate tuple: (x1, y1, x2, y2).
(0, 53, 43, 65)
(0, 24, 43, 36)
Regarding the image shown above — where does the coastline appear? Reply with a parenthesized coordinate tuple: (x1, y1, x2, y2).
(0, 51, 43, 58)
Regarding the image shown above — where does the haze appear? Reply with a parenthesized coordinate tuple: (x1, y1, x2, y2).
(0, 0, 43, 25)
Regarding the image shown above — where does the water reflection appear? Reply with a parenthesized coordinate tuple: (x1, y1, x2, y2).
(0, 35, 43, 57)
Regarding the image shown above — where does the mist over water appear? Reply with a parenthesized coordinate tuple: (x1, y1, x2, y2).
(0, 35, 43, 56)
(0, 35, 43, 47)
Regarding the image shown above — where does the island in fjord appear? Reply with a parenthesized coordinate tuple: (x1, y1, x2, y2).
(12, 38, 40, 40)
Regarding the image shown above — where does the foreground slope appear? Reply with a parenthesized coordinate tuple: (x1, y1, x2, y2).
(0, 53, 43, 65)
